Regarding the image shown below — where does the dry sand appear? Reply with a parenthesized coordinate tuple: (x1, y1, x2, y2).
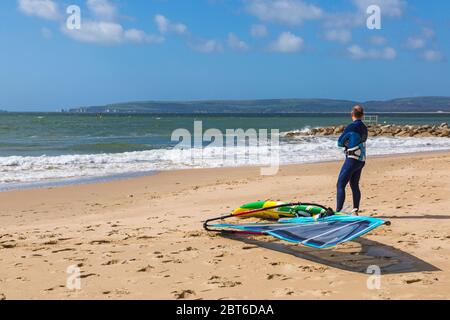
(1, 152, 449, 300)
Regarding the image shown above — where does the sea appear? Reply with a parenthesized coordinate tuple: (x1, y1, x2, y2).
(1, 113, 450, 191)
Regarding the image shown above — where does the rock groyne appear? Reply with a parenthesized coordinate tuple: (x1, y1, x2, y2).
(284, 123, 450, 138)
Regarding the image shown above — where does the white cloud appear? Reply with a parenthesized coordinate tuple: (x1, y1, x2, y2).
(405, 27, 435, 50)
(250, 24, 267, 38)
(347, 44, 397, 60)
(324, 29, 352, 44)
(322, 12, 364, 29)
(404, 27, 444, 62)
(269, 32, 304, 53)
(124, 29, 165, 44)
(155, 14, 187, 35)
(227, 33, 249, 51)
(87, 0, 117, 21)
(63, 21, 163, 45)
(62, 21, 124, 44)
(321, 12, 362, 45)
(246, 0, 323, 26)
(351, 0, 406, 17)
(369, 35, 387, 46)
(18, 0, 60, 20)
(154, 14, 225, 54)
(19, 0, 163, 46)
(423, 50, 444, 62)
(406, 37, 426, 50)
(421, 27, 435, 39)
(189, 39, 223, 53)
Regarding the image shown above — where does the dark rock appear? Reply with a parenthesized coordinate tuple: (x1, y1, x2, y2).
(283, 123, 450, 139)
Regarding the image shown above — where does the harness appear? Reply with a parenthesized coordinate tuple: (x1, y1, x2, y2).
(338, 123, 368, 162)
(345, 143, 366, 161)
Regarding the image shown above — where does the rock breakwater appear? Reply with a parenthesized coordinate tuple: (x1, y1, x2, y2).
(284, 123, 450, 138)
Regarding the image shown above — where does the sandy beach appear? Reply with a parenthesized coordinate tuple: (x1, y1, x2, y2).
(1, 151, 449, 300)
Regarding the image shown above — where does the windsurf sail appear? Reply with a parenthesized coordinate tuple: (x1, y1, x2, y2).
(203, 201, 390, 249)
(210, 215, 388, 249)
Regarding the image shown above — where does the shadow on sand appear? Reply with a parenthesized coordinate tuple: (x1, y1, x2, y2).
(222, 234, 440, 274)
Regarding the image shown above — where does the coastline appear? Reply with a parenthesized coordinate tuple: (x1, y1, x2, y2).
(0, 171, 157, 193)
(1, 151, 450, 299)
(2, 148, 450, 193)
(2, 112, 449, 190)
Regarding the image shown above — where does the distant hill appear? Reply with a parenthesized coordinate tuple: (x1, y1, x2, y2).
(364, 97, 450, 112)
(69, 97, 450, 114)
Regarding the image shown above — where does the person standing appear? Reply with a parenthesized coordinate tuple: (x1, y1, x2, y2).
(336, 105, 368, 215)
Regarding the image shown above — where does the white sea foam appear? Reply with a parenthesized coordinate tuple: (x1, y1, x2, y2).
(1, 136, 450, 188)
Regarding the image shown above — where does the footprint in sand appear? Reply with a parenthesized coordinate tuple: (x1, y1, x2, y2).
(121, 259, 136, 264)
(404, 278, 422, 284)
(0, 241, 17, 249)
(162, 258, 183, 264)
(272, 288, 295, 297)
(208, 275, 221, 283)
(242, 245, 259, 250)
(44, 285, 65, 292)
(184, 231, 203, 238)
(299, 265, 329, 273)
(315, 290, 332, 297)
(173, 289, 196, 300)
(51, 248, 76, 253)
(90, 240, 111, 245)
(102, 260, 120, 266)
(58, 238, 72, 241)
(137, 265, 154, 272)
(267, 274, 291, 281)
(137, 235, 156, 240)
(43, 240, 58, 245)
(80, 273, 98, 279)
(218, 281, 242, 288)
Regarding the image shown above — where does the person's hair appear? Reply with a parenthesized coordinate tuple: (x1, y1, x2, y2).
(352, 105, 364, 119)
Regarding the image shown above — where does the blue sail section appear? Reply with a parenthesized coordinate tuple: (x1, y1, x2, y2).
(212, 215, 386, 249)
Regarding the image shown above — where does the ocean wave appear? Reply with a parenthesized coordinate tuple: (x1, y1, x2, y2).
(1, 136, 450, 186)
(280, 126, 314, 137)
(69, 142, 153, 153)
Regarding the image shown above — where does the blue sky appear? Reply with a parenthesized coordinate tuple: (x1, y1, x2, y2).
(0, 0, 449, 111)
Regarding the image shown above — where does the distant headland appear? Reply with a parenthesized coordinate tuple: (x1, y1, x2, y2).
(68, 97, 450, 114)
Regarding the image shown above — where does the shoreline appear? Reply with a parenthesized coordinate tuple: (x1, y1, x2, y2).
(2, 149, 450, 193)
(0, 170, 157, 193)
